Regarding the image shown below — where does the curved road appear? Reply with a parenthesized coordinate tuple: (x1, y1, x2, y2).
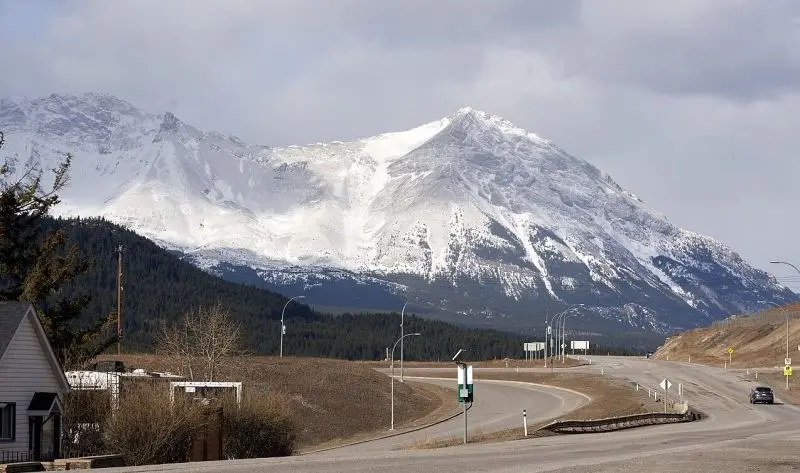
(100, 356, 800, 472)
(321, 377, 589, 454)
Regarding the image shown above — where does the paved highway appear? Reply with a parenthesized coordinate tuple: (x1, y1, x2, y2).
(318, 377, 589, 454)
(100, 356, 800, 472)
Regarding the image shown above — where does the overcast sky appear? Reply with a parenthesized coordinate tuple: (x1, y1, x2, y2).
(2, 0, 800, 288)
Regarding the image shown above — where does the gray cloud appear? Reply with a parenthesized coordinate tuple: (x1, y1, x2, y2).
(566, 0, 800, 99)
(1, 0, 799, 286)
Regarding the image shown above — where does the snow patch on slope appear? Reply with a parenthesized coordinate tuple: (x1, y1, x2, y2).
(1, 93, 794, 331)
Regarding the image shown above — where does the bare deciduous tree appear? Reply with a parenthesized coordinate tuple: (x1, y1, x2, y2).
(156, 302, 241, 381)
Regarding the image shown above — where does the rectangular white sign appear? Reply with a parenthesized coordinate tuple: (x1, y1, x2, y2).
(571, 340, 590, 350)
(524, 342, 545, 351)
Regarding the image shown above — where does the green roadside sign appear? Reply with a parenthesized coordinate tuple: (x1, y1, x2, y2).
(457, 364, 474, 403)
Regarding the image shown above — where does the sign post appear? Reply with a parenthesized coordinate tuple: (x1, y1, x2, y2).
(659, 378, 672, 413)
(785, 364, 792, 390)
(454, 349, 472, 445)
(456, 363, 473, 444)
(545, 326, 551, 368)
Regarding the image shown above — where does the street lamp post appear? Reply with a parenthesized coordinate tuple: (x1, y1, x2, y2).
(400, 301, 408, 383)
(553, 312, 565, 363)
(769, 261, 800, 364)
(557, 311, 570, 362)
(560, 312, 569, 365)
(279, 295, 306, 358)
(391, 332, 421, 430)
(545, 313, 561, 369)
(547, 304, 581, 369)
(544, 317, 553, 368)
(547, 312, 561, 368)
(544, 319, 550, 368)
(561, 311, 576, 363)
(554, 304, 582, 364)
(561, 307, 584, 362)
(761, 294, 792, 390)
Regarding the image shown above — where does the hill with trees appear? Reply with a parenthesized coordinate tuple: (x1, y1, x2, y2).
(40, 216, 533, 359)
(44, 217, 657, 358)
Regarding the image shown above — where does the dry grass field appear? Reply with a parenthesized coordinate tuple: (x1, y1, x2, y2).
(360, 356, 586, 369)
(97, 354, 456, 448)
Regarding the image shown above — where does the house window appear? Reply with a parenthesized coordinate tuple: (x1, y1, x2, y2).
(0, 403, 15, 440)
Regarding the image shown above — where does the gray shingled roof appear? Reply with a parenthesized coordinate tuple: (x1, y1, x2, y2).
(0, 301, 32, 359)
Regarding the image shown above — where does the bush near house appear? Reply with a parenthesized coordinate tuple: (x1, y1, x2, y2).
(61, 382, 297, 466)
(103, 384, 207, 466)
(221, 390, 296, 459)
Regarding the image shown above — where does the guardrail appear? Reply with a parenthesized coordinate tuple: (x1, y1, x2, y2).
(540, 410, 701, 434)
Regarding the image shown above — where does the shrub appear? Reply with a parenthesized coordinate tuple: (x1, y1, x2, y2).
(61, 378, 298, 464)
(102, 382, 207, 466)
(61, 388, 111, 458)
(222, 389, 296, 459)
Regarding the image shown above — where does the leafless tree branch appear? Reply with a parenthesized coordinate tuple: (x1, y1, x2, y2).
(155, 302, 241, 381)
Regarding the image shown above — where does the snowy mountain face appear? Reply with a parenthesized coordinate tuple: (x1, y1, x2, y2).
(1, 93, 795, 336)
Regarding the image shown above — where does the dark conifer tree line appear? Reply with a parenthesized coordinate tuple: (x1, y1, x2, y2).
(41, 216, 648, 359)
(36, 216, 530, 359)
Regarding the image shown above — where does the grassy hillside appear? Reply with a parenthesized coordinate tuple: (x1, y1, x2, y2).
(653, 302, 800, 367)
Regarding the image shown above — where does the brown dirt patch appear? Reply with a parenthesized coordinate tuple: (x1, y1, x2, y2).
(97, 354, 456, 448)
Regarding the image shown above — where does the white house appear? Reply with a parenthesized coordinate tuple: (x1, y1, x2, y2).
(0, 302, 70, 463)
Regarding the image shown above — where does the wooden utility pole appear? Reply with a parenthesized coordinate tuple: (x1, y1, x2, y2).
(116, 245, 124, 356)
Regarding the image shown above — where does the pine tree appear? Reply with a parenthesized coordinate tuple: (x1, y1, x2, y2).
(0, 131, 116, 366)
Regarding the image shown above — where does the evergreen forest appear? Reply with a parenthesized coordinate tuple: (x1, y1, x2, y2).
(42, 217, 646, 359)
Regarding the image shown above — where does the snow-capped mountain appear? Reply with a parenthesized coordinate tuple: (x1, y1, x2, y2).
(0, 93, 795, 335)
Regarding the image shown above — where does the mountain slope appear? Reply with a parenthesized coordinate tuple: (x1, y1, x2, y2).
(1, 94, 795, 335)
(33, 217, 535, 358)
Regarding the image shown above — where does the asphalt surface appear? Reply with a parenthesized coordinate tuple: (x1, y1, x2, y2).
(98, 356, 800, 472)
(316, 376, 588, 454)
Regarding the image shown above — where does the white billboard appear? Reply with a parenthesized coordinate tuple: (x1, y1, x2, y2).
(571, 340, 590, 350)
(524, 342, 545, 351)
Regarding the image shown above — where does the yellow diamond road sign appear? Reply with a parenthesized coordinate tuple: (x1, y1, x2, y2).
(726, 347, 734, 354)
(785, 365, 793, 377)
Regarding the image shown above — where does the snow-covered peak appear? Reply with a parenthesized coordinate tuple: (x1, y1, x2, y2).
(0, 92, 793, 333)
(447, 106, 550, 144)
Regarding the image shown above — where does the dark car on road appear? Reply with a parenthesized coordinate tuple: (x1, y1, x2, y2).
(749, 386, 774, 404)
